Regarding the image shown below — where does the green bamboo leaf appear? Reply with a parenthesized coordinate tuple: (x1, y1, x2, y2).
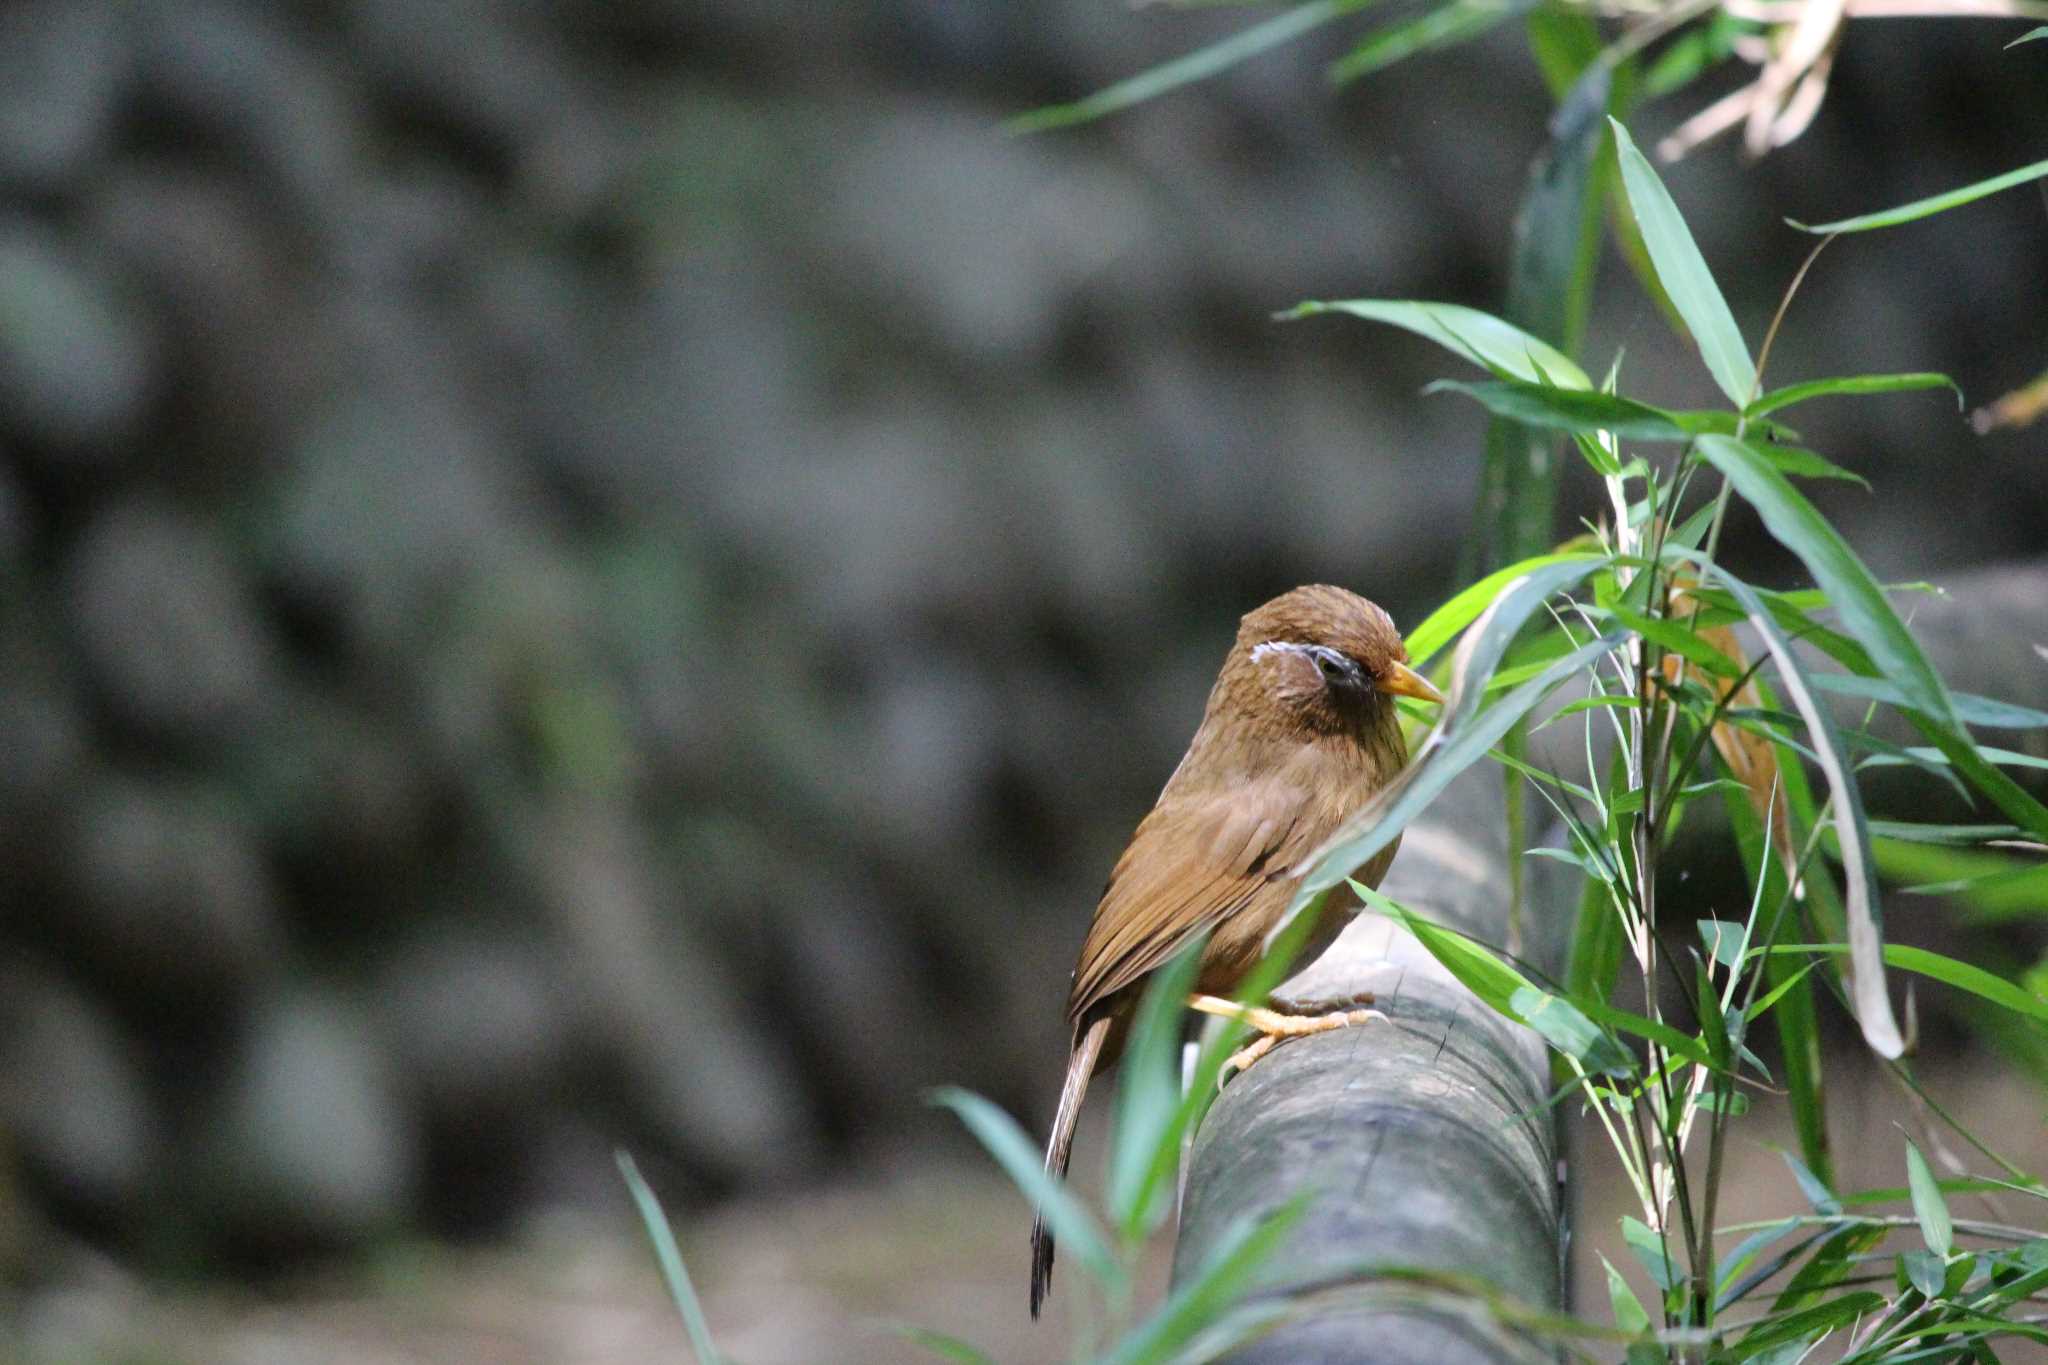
(1603, 1253, 1651, 1334)
(1906, 1140, 1955, 1260)
(1108, 936, 1208, 1237)
(1100, 1196, 1308, 1365)
(1605, 600, 1742, 677)
(1576, 996, 1714, 1068)
(1766, 943, 2048, 1024)
(1359, 883, 1528, 1014)
(1901, 1247, 1947, 1299)
(1608, 118, 1755, 405)
(1404, 550, 1606, 668)
(2010, 23, 2048, 44)
(929, 1088, 1122, 1290)
(1783, 1151, 1841, 1214)
(1510, 985, 1634, 1074)
(1716, 1220, 1803, 1306)
(1426, 378, 1724, 441)
(1808, 673, 2048, 731)
(1281, 299, 1591, 388)
(1744, 372, 1961, 419)
(1864, 821, 2023, 846)
(891, 1325, 999, 1364)
(1750, 443, 1868, 487)
(616, 1151, 726, 1365)
(1328, 0, 1510, 84)
(1623, 1215, 1682, 1291)
(1688, 554, 1903, 1058)
(1861, 743, 2048, 773)
(1006, 0, 1378, 134)
(1701, 919, 1748, 969)
(1791, 156, 2048, 233)
(1694, 435, 1960, 733)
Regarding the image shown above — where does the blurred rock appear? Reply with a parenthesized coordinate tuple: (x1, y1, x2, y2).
(0, 1, 125, 194)
(0, 222, 156, 457)
(185, 989, 415, 1249)
(378, 929, 567, 1117)
(130, 0, 363, 222)
(61, 772, 279, 1004)
(817, 100, 1150, 365)
(0, 965, 152, 1215)
(266, 385, 540, 657)
(64, 498, 279, 746)
(0, 612, 85, 822)
(85, 166, 330, 472)
(220, 691, 433, 870)
(524, 796, 815, 1182)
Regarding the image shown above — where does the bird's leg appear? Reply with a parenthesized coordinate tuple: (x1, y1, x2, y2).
(1186, 993, 1387, 1082)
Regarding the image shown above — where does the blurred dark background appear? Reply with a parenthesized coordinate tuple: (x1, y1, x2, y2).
(0, 1, 2043, 1359)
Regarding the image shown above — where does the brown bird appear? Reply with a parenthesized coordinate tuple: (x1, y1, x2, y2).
(1029, 584, 1440, 1317)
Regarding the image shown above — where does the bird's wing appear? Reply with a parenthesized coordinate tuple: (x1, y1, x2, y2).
(1065, 771, 1329, 1025)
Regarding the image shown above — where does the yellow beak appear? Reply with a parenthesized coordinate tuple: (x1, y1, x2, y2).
(1376, 660, 1444, 705)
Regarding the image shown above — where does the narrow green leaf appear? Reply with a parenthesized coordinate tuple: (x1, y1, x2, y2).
(616, 1151, 726, 1365)
(1694, 436, 1959, 732)
(1766, 943, 2048, 1024)
(891, 1325, 999, 1364)
(1328, 0, 1509, 84)
(1511, 984, 1635, 1074)
(1108, 936, 1208, 1237)
(1282, 298, 1592, 388)
(928, 1088, 1122, 1289)
(1808, 673, 2048, 731)
(1902, 1248, 1948, 1299)
(1701, 919, 1748, 969)
(1603, 1253, 1651, 1334)
(1716, 1219, 1802, 1306)
(1907, 1140, 1955, 1259)
(1729, 785, 1832, 1186)
(1403, 550, 1605, 668)
(1606, 600, 1742, 677)
(1745, 372, 1962, 419)
(1692, 556, 1902, 1057)
(1363, 885, 1528, 1015)
(1862, 743, 2048, 773)
(1428, 377, 1716, 441)
(1608, 118, 1755, 405)
(1006, 0, 1377, 134)
(1751, 442, 1869, 487)
(1783, 1151, 1842, 1214)
(1865, 821, 2024, 846)
(1100, 1197, 1308, 1365)
(1577, 997, 1714, 1068)
(1623, 1215, 1682, 1291)
(2010, 23, 2048, 44)
(1791, 157, 2048, 234)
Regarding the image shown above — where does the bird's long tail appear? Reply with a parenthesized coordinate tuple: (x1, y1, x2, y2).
(1029, 1014, 1111, 1318)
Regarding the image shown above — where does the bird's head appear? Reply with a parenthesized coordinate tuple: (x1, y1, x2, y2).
(1225, 584, 1441, 737)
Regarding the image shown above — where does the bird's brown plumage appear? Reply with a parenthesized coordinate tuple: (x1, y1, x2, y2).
(1029, 584, 1420, 1316)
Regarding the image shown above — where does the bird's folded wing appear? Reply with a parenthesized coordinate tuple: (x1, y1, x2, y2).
(1065, 774, 1321, 1025)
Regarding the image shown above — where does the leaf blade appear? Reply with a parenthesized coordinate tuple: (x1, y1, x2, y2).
(1608, 118, 1755, 405)
(1282, 298, 1592, 388)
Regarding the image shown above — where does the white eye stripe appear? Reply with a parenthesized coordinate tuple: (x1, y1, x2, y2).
(1249, 640, 1308, 664)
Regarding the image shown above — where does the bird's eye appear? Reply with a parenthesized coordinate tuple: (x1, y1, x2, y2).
(1312, 649, 1349, 681)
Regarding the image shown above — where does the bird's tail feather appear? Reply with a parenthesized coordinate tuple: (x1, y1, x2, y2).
(1029, 1014, 1110, 1318)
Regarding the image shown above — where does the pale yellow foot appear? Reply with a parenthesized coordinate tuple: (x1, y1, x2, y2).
(1187, 993, 1388, 1085)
